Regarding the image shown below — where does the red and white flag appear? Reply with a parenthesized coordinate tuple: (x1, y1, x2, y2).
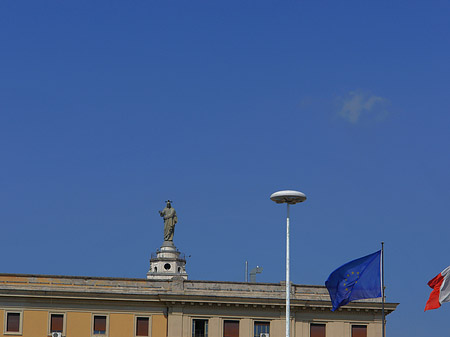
(425, 266, 450, 311)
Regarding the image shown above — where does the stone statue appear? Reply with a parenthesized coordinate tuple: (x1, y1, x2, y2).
(159, 200, 178, 241)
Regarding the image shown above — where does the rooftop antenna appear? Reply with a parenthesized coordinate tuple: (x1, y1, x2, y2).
(250, 266, 263, 283)
(245, 261, 248, 282)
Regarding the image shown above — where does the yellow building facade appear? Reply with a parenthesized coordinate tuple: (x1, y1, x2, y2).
(0, 273, 397, 337)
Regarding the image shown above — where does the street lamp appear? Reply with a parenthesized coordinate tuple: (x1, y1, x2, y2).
(270, 190, 307, 337)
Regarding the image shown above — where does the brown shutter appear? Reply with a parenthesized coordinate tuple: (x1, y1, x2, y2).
(94, 316, 107, 332)
(224, 320, 239, 337)
(7, 313, 20, 332)
(51, 314, 64, 332)
(310, 324, 326, 337)
(352, 325, 367, 337)
(136, 317, 149, 336)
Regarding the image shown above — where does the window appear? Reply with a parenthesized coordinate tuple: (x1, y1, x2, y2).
(50, 314, 64, 333)
(254, 321, 269, 337)
(310, 323, 326, 337)
(5, 312, 22, 334)
(351, 325, 367, 337)
(93, 315, 107, 335)
(224, 320, 239, 337)
(136, 317, 149, 336)
(192, 319, 208, 337)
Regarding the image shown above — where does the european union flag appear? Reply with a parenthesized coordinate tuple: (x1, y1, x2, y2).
(325, 250, 381, 311)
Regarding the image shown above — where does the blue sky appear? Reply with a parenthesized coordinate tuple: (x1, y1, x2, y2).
(1, 1, 450, 336)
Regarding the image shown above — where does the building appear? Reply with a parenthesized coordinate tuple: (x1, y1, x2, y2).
(0, 272, 397, 337)
(0, 201, 398, 337)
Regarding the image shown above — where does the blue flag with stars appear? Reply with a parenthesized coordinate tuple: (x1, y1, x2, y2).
(325, 250, 381, 311)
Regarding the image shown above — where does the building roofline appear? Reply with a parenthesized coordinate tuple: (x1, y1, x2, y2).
(0, 272, 399, 311)
(0, 273, 326, 288)
(0, 272, 146, 282)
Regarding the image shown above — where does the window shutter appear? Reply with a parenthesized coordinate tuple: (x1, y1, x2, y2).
(224, 320, 239, 337)
(136, 317, 149, 336)
(352, 325, 367, 337)
(94, 316, 107, 332)
(7, 313, 20, 332)
(310, 324, 326, 337)
(51, 314, 64, 332)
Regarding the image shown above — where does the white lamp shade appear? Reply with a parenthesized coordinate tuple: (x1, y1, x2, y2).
(270, 190, 306, 204)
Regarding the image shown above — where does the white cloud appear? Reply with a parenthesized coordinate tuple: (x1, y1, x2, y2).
(337, 91, 389, 124)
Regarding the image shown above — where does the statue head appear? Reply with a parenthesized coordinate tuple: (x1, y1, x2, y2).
(165, 200, 172, 208)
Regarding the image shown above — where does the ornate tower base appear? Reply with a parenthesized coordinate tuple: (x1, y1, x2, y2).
(147, 241, 188, 280)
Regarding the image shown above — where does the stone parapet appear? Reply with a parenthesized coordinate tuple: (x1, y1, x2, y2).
(0, 273, 396, 314)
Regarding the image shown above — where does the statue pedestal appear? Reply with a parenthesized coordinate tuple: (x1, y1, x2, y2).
(147, 241, 188, 280)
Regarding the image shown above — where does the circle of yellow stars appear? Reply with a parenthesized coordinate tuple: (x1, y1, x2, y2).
(343, 271, 360, 291)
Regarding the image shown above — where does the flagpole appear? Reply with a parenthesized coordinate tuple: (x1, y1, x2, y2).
(381, 242, 385, 337)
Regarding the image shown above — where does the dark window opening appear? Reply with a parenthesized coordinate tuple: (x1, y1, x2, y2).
(193, 319, 208, 337)
(254, 321, 269, 337)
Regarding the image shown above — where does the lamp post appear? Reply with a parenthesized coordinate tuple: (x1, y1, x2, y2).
(270, 190, 307, 337)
